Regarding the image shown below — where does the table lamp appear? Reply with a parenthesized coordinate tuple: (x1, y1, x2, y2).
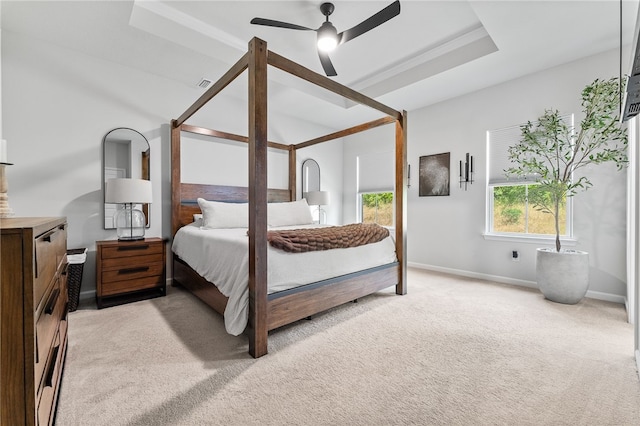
(305, 190, 330, 224)
(105, 178, 152, 240)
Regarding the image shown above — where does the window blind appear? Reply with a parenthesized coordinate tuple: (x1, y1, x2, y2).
(358, 151, 394, 193)
(487, 114, 573, 186)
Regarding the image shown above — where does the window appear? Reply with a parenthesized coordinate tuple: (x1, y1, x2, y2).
(491, 185, 567, 234)
(486, 117, 573, 239)
(361, 192, 394, 227)
(357, 151, 394, 227)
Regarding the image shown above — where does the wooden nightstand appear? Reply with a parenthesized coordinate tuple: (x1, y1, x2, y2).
(96, 237, 166, 308)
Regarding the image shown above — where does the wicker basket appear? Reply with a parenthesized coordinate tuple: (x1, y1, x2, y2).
(67, 248, 86, 312)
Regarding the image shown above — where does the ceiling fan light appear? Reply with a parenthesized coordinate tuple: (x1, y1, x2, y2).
(317, 22, 338, 52)
(318, 35, 337, 52)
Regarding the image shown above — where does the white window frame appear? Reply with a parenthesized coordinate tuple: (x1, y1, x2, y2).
(484, 184, 576, 245)
(484, 120, 576, 245)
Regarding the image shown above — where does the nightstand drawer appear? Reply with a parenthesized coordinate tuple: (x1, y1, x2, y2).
(101, 241, 163, 259)
(101, 261, 164, 284)
(101, 253, 162, 270)
(101, 275, 165, 296)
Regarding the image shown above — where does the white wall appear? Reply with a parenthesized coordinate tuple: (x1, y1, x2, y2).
(404, 48, 628, 300)
(2, 28, 343, 297)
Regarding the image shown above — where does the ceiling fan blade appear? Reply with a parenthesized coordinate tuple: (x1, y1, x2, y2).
(250, 18, 314, 31)
(318, 50, 337, 77)
(338, 0, 400, 45)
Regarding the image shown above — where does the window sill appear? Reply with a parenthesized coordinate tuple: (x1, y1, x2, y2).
(482, 233, 577, 246)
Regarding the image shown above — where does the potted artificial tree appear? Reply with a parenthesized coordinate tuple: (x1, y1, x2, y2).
(505, 77, 628, 304)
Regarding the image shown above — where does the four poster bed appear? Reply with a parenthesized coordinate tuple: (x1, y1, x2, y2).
(171, 37, 407, 358)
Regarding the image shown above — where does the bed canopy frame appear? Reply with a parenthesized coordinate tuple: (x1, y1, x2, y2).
(171, 38, 407, 358)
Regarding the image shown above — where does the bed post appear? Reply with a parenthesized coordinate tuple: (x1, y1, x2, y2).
(247, 37, 269, 358)
(395, 111, 408, 295)
(171, 121, 182, 238)
(289, 145, 296, 201)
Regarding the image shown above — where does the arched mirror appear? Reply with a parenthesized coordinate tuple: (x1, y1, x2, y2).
(302, 158, 320, 197)
(103, 128, 150, 229)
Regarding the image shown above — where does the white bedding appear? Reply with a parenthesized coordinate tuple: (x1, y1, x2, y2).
(172, 223, 397, 335)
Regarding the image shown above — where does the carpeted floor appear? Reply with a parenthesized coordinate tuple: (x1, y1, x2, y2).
(56, 268, 640, 425)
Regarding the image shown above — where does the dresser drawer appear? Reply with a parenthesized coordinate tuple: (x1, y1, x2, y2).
(34, 224, 67, 306)
(37, 329, 64, 426)
(34, 275, 65, 389)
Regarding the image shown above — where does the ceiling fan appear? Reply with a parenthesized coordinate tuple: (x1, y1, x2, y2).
(250, 1, 401, 77)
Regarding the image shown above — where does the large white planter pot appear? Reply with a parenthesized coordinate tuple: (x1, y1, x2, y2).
(536, 248, 589, 304)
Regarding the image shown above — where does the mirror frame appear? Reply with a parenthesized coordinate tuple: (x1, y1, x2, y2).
(103, 127, 151, 230)
(302, 159, 320, 198)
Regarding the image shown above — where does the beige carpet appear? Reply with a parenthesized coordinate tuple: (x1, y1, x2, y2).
(56, 268, 640, 425)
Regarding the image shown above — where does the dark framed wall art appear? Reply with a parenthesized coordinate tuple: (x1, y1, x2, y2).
(419, 152, 450, 196)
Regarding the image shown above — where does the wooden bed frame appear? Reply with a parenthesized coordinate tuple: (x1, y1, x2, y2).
(171, 38, 407, 358)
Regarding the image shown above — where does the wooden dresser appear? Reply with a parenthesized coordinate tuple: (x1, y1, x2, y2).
(1, 217, 68, 426)
(96, 237, 166, 309)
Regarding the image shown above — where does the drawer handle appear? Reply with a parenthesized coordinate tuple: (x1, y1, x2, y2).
(118, 266, 150, 275)
(44, 344, 60, 388)
(117, 244, 149, 251)
(41, 229, 60, 243)
(45, 289, 60, 315)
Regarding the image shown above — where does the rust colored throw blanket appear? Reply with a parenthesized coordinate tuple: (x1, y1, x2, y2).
(267, 223, 390, 253)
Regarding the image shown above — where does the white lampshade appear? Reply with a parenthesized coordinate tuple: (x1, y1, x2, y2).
(105, 178, 152, 240)
(105, 178, 152, 204)
(305, 190, 330, 206)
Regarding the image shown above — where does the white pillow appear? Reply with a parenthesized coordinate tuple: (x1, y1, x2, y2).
(192, 213, 203, 226)
(268, 199, 314, 227)
(197, 198, 248, 229)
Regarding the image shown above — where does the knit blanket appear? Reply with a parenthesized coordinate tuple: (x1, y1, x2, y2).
(267, 223, 390, 253)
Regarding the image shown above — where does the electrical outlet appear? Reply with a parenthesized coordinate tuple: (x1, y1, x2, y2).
(512, 250, 519, 262)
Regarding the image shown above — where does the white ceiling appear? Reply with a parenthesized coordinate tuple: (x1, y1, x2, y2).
(2, 0, 638, 130)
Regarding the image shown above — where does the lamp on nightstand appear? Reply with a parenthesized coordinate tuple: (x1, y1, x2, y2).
(305, 190, 330, 225)
(105, 178, 152, 241)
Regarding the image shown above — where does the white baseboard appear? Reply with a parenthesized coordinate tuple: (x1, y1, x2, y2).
(587, 290, 626, 304)
(408, 262, 538, 288)
(407, 262, 626, 304)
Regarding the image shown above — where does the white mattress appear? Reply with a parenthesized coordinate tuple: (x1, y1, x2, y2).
(172, 223, 397, 335)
